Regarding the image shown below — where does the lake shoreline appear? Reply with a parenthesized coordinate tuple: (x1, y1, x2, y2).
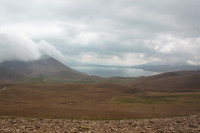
(72, 66, 159, 77)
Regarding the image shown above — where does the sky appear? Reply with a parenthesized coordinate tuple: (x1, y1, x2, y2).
(0, 0, 200, 66)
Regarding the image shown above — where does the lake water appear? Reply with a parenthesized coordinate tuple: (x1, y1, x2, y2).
(72, 66, 159, 77)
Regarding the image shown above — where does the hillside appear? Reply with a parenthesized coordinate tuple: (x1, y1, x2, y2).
(135, 70, 200, 92)
(0, 57, 92, 82)
(0, 66, 24, 81)
(133, 64, 200, 72)
(0, 65, 200, 119)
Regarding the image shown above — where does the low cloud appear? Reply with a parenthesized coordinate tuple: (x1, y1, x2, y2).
(38, 40, 65, 61)
(0, 33, 64, 63)
(1, 0, 200, 66)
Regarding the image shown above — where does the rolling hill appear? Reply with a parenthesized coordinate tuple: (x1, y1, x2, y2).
(134, 70, 200, 92)
(132, 64, 200, 72)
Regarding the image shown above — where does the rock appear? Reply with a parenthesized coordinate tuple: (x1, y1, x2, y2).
(65, 129, 69, 133)
(0, 114, 199, 132)
(149, 120, 155, 124)
(176, 120, 182, 123)
(35, 125, 40, 129)
(189, 124, 198, 128)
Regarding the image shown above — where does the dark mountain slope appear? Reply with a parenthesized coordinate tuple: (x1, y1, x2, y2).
(0, 57, 91, 81)
(0, 66, 24, 81)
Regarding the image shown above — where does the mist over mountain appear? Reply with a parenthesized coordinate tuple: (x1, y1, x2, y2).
(0, 56, 91, 82)
(0, 33, 64, 63)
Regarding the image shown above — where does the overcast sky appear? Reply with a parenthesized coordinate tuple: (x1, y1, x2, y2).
(0, 0, 200, 66)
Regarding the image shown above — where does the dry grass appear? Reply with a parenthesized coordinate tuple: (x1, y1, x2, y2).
(0, 83, 200, 119)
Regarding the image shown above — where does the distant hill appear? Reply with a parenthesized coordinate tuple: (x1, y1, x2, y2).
(135, 70, 200, 92)
(0, 57, 92, 82)
(132, 64, 200, 72)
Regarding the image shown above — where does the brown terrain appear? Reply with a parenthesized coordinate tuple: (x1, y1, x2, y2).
(0, 114, 199, 133)
(0, 57, 200, 132)
(0, 81, 199, 119)
(0, 70, 200, 120)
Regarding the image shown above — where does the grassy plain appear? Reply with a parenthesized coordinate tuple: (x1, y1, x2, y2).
(0, 82, 200, 119)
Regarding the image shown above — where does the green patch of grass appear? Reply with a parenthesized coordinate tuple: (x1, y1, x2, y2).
(115, 96, 176, 104)
(115, 92, 200, 104)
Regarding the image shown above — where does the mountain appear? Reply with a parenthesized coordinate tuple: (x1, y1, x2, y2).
(132, 64, 200, 72)
(0, 66, 24, 81)
(0, 57, 92, 82)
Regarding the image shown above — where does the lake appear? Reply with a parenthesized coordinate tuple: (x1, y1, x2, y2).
(72, 66, 159, 77)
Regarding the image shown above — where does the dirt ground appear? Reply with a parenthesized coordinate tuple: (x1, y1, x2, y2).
(0, 114, 200, 133)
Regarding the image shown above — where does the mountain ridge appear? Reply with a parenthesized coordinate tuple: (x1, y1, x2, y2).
(132, 64, 200, 72)
(0, 57, 92, 82)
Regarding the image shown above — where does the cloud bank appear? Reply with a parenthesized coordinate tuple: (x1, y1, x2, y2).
(1, 0, 200, 66)
(0, 33, 64, 63)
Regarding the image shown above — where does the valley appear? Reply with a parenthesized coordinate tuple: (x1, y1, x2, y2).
(0, 72, 200, 120)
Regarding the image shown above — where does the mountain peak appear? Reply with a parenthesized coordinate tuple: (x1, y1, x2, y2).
(0, 57, 90, 82)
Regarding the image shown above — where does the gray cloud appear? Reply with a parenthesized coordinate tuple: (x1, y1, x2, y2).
(0, 0, 200, 65)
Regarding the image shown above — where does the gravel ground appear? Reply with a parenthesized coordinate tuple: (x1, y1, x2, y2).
(0, 114, 200, 133)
